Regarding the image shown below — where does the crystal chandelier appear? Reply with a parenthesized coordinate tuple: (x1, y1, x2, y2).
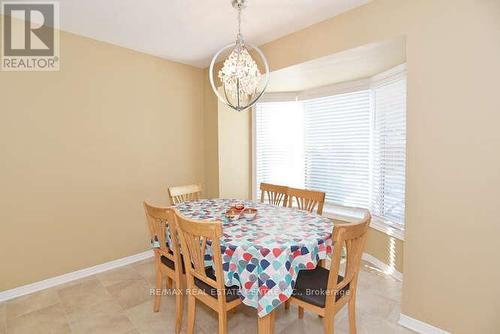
(209, 0, 269, 112)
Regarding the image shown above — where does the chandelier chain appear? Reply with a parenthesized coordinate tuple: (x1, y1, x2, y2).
(237, 5, 242, 41)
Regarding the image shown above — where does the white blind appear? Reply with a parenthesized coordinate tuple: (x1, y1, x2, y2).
(255, 101, 304, 198)
(370, 74, 407, 226)
(303, 90, 371, 208)
(254, 66, 407, 227)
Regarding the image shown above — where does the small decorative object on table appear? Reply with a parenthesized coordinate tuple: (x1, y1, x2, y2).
(242, 208, 257, 220)
(225, 208, 241, 221)
(232, 203, 245, 211)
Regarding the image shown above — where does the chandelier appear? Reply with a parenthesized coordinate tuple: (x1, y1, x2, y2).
(209, 0, 269, 112)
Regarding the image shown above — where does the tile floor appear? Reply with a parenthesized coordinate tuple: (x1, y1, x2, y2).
(0, 259, 414, 334)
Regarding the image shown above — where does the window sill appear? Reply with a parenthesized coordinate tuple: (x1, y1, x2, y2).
(322, 208, 405, 241)
(369, 217, 405, 241)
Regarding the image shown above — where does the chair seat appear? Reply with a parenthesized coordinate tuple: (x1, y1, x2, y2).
(194, 267, 240, 302)
(160, 254, 186, 273)
(292, 266, 350, 308)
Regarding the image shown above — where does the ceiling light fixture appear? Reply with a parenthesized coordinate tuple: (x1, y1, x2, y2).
(209, 0, 269, 112)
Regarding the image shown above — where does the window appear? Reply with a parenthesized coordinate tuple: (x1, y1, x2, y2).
(303, 90, 371, 209)
(370, 70, 407, 226)
(254, 65, 407, 229)
(255, 100, 304, 191)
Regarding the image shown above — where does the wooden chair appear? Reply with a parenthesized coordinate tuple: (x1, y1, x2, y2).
(283, 187, 326, 310)
(287, 187, 326, 215)
(287, 212, 371, 334)
(174, 210, 241, 334)
(143, 202, 184, 333)
(259, 182, 289, 207)
(168, 184, 202, 205)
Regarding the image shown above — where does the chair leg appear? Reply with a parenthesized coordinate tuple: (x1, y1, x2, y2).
(323, 316, 334, 334)
(174, 280, 184, 334)
(285, 300, 290, 310)
(218, 311, 228, 334)
(298, 306, 304, 319)
(348, 299, 357, 334)
(166, 276, 173, 289)
(153, 268, 162, 312)
(187, 295, 196, 334)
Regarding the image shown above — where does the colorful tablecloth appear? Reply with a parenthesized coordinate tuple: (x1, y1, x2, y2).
(175, 199, 334, 317)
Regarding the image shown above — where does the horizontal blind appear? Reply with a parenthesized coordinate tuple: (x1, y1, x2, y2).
(255, 101, 304, 199)
(254, 66, 407, 227)
(370, 74, 407, 226)
(303, 90, 371, 208)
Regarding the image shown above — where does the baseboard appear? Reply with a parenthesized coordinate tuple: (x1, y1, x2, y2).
(0, 250, 154, 303)
(362, 253, 403, 281)
(399, 314, 450, 334)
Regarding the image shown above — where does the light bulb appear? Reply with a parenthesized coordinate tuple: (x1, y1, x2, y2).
(218, 45, 262, 103)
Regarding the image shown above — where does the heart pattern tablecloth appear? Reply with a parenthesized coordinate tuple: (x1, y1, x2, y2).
(175, 199, 334, 317)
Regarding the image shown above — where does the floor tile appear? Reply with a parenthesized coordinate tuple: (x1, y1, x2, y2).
(57, 278, 113, 319)
(131, 259, 156, 288)
(191, 301, 219, 334)
(5, 289, 60, 320)
(356, 291, 399, 320)
(341, 312, 414, 334)
(66, 298, 136, 334)
(123, 329, 141, 334)
(69, 306, 136, 334)
(5, 304, 70, 334)
(275, 310, 325, 334)
(0, 303, 6, 334)
(105, 279, 152, 310)
(96, 266, 145, 287)
(63, 299, 123, 324)
(124, 298, 177, 334)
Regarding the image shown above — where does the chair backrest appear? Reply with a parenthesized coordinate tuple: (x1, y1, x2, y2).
(173, 210, 227, 301)
(326, 211, 371, 309)
(143, 202, 180, 264)
(259, 183, 289, 207)
(287, 187, 326, 215)
(168, 184, 202, 205)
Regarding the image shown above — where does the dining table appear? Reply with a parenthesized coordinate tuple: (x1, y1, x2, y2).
(175, 198, 335, 334)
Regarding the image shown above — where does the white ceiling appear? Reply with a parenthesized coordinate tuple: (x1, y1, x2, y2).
(54, 0, 371, 68)
(268, 37, 406, 92)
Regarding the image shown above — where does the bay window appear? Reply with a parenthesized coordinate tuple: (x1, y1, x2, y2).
(254, 65, 407, 232)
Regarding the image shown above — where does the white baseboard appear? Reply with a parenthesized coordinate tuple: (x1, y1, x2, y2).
(0, 250, 154, 303)
(362, 253, 403, 281)
(399, 314, 450, 334)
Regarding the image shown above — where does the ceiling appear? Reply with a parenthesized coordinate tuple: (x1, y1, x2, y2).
(54, 0, 371, 68)
(268, 37, 406, 92)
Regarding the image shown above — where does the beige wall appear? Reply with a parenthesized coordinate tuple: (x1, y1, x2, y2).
(366, 228, 404, 273)
(206, 0, 500, 332)
(202, 70, 220, 198)
(217, 100, 252, 200)
(0, 24, 205, 291)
